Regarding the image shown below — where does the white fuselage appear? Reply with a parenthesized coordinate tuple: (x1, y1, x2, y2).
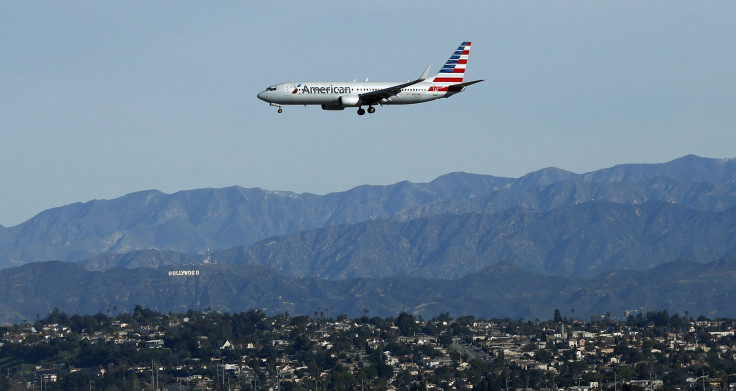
(257, 41, 480, 114)
(257, 80, 451, 107)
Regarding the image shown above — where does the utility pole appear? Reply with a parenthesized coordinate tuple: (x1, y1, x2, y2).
(649, 370, 653, 391)
(702, 372, 709, 391)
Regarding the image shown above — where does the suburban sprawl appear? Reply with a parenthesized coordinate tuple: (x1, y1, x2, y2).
(2, 308, 736, 390)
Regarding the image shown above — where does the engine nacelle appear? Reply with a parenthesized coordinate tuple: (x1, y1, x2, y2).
(321, 105, 345, 110)
(337, 95, 362, 107)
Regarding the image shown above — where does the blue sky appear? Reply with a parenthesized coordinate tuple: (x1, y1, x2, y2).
(2, 1, 735, 227)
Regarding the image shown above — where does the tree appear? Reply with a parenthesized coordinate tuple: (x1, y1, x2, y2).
(648, 310, 670, 327)
(396, 312, 418, 336)
(554, 309, 563, 323)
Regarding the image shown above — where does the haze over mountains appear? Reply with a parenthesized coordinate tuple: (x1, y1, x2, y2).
(2, 154, 735, 269)
(207, 201, 736, 279)
(2, 255, 736, 324)
(1, 155, 736, 323)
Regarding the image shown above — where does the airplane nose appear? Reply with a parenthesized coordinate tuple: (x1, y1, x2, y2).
(257, 91, 266, 101)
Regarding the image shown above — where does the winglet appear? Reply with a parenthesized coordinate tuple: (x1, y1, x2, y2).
(420, 65, 431, 81)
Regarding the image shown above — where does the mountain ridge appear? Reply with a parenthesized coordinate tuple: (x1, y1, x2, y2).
(209, 200, 736, 279)
(1, 155, 735, 270)
(3, 255, 736, 325)
(77, 200, 736, 279)
(395, 176, 736, 220)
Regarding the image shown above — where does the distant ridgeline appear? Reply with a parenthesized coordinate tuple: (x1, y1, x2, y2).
(0, 155, 735, 323)
(1, 254, 736, 325)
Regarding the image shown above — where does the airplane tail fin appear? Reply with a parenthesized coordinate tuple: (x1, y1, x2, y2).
(430, 41, 471, 84)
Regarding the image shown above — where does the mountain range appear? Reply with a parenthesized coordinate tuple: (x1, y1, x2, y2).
(1, 155, 736, 323)
(209, 201, 736, 279)
(1, 255, 736, 325)
(2, 155, 736, 270)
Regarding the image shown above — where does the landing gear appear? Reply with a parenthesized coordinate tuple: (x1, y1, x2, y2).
(357, 106, 375, 116)
(270, 103, 283, 113)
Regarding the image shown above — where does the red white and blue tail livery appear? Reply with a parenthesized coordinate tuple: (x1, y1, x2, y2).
(434, 41, 471, 83)
(257, 41, 484, 115)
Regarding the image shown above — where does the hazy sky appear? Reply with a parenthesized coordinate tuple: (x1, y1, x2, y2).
(2, 2, 735, 227)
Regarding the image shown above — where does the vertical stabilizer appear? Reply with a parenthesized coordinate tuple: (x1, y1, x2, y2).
(430, 41, 471, 84)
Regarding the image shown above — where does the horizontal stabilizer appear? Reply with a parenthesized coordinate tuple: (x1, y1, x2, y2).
(448, 79, 484, 92)
(456, 79, 484, 87)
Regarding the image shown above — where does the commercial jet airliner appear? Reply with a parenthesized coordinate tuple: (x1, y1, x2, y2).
(257, 41, 483, 115)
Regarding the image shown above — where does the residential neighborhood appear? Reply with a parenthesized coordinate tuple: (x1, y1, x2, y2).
(2, 307, 736, 390)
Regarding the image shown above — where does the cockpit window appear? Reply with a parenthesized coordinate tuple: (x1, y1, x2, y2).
(267, 87, 277, 91)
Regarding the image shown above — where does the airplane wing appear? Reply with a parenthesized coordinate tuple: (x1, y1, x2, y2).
(359, 66, 431, 105)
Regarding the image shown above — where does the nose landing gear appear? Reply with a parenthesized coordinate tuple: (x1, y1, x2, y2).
(270, 103, 283, 113)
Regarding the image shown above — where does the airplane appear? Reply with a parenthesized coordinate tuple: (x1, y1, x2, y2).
(257, 41, 483, 115)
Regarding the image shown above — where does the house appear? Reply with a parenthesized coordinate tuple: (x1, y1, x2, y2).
(144, 339, 165, 349)
(218, 340, 232, 350)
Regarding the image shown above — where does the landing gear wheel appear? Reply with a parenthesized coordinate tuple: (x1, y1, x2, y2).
(367, 106, 375, 114)
(270, 103, 283, 113)
(357, 108, 366, 116)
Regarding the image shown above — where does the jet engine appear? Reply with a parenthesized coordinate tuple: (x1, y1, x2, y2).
(338, 95, 362, 107)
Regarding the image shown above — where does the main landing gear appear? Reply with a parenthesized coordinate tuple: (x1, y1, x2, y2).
(357, 106, 376, 115)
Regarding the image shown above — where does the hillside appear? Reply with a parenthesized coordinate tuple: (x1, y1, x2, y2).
(3, 255, 736, 325)
(0, 176, 510, 267)
(84, 201, 736, 279)
(1, 155, 735, 269)
(396, 176, 736, 220)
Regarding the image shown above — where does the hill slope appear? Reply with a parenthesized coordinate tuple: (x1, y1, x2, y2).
(3, 255, 736, 325)
(210, 201, 736, 279)
(1, 155, 735, 269)
(0, 177, 511, 267)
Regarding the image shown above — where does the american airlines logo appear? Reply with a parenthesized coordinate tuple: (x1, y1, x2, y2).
(293, 83, 353, 94)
